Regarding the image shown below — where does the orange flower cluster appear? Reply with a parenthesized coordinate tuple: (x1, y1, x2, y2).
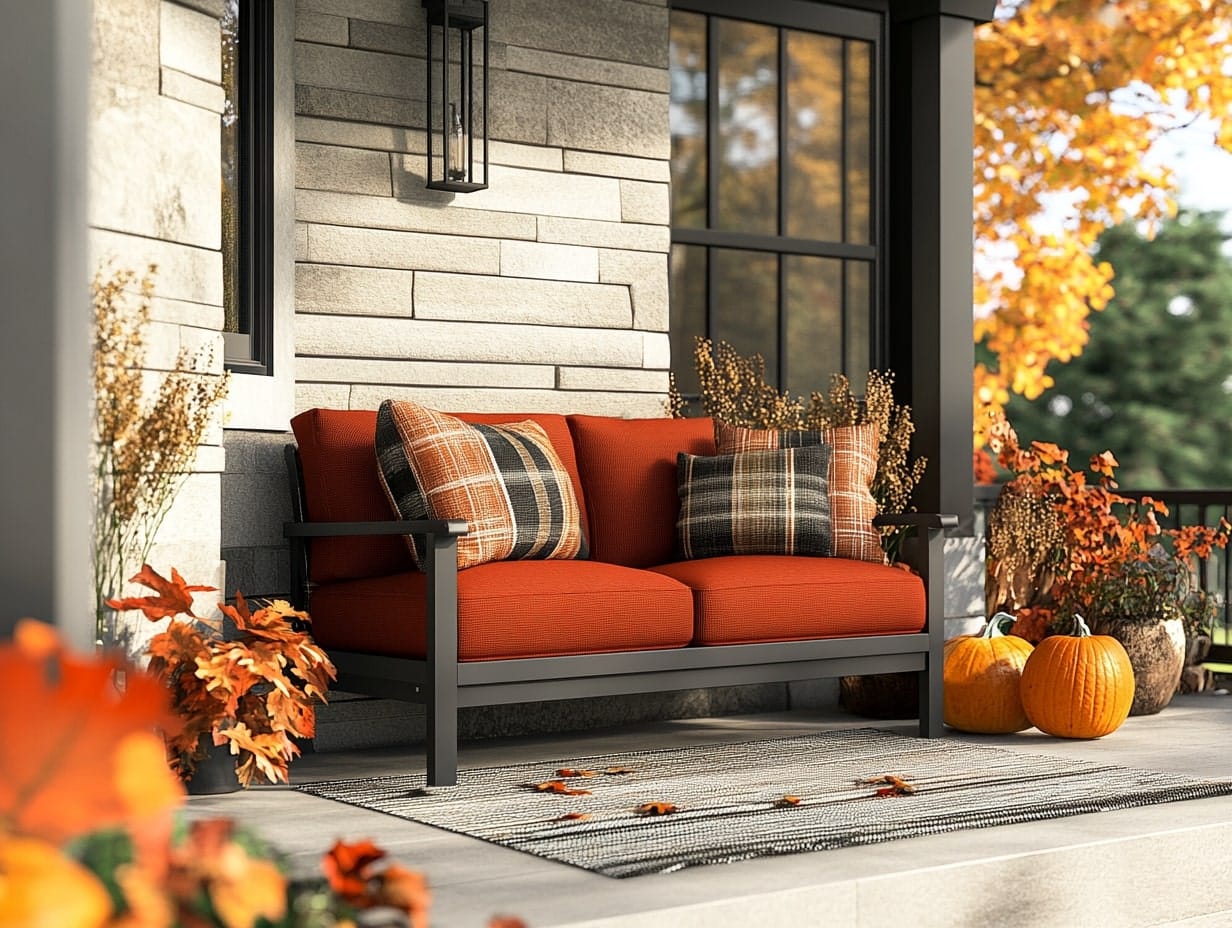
(985, 416, 1230, 641)
(0, 622, 531, 928)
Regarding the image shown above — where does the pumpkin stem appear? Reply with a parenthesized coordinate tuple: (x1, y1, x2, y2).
(1070, 613, 1093, 638)
(985, 611, 1017, 638)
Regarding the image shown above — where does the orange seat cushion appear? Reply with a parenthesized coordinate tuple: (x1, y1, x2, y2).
(307, 559, 694, 661)
(567, 415, 716, 568)
(291, 408, 587, 584)
(649, 556, 925, 646)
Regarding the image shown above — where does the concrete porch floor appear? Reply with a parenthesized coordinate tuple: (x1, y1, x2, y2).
(186, 691, 1232, 928)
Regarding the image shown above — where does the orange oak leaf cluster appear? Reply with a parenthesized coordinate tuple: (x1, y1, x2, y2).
(972, 1, 1232, 445)
(986, 416, 1230, 640)
(109, 564, 337, 787)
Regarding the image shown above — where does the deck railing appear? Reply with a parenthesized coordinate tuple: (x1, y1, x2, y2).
(972, 484, 1232, 665)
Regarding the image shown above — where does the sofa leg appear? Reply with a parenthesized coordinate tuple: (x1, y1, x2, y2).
(917, 666, 944, 737)
(426, 700, 458, 787)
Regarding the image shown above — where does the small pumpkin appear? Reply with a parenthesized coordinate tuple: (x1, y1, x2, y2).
(1019, 613, 1135, 739)
(943, 611, 1034, 733)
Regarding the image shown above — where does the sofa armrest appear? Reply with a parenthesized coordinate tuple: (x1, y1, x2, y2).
(873, 512, 958, 531)
(284, 518, 470, 538)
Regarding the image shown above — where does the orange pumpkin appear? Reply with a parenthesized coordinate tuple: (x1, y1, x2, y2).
(943, 612, 1034, 733)
(1019, 613, 1135, 738)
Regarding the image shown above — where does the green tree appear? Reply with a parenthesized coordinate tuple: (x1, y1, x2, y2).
(1004, 211, 1232, 489)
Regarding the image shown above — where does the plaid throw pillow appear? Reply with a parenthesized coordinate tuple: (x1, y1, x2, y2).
(375, 399, 588, 570)
(676, 446, 832, 560)
(714, 420, 884, 564)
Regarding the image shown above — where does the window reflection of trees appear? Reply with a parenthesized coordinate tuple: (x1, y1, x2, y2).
(668, 7, 876, 401)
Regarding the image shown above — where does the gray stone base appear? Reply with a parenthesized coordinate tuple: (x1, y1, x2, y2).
(314, 684, 800, 753)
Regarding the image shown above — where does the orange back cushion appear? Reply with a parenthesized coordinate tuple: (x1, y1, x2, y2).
(567, 415, 716, 568)
(292, 408, 585, 583)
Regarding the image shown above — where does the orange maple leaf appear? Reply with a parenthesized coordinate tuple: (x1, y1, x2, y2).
(774, 795, 803, 808)
(0, 620, 184, 844)
(555, 768, 598, 778)
(604, 766, 635, 775)
(322, 838, 387, 905)
(635, 802, 678, 816)
(373, 863, 432, 928)
(530, 780, 592, 796)
(551, 812, 592, 823)
(106, 564, 214, 621)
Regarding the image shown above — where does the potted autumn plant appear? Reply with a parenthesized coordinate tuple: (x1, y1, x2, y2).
(108, 564, 337, 790)
(984, 415, 1229, 715)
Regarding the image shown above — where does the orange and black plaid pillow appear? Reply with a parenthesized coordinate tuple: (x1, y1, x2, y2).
(713, 420, 884, 564)
(676, 446, 832, 560)
(375, 399, 588, 570)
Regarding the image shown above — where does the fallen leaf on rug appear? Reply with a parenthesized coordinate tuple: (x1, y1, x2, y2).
(858, 774, 916, 798)
(635, 802, 678, 816)
(552, 812, 592, 823)
(529, 780, 592, 796)
(774, 795, 802, 808)
(604, 766, 635, 775)
(555, 768, 598, 778)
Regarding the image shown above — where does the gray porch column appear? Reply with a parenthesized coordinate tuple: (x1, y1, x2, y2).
(888, 1, 994, 526)
(0, 1, 92, 648)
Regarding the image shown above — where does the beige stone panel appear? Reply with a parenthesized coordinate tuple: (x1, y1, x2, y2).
(150, 296, 225, 330)
(348, 385, 666, 417)
(160, 2, 220, 83)
(297, 357, 555, 389)
(295, 189, 537, 240)
(620, 179, 670, 225)
(297, 116, 426, 154)
(488, 69, 550, 146)
(564, 150, 670, 182)
(299, 0, 413, 27)
(90, 229, 223, 307)
(505, 45, 669, 93)
(490, 141, 564, 172)
(296, 11, 349, 45)
(94, 0, 160, 92)
(150, 472, 221, 546)
(643, 332, 671, 369)
(297, 315, 646, 366)
(295, 263, 415, 316)
(500, 241, 598, 282)
(295, 41, 415, 100)
(557, 367, 671, 393)
(295, 223, 309, 260)
(304, 224, 500, 274)
(295, 84, 421, 128)
(295, 141, 393, 195)
(160, 67, 225, 112)
(348, 18, 426, 57)
(193, 444, 226, 474)
(414, 273, 630, 327)
(177, 0, 224, 16)
(90, 88, 221, 249)
(547, 81, 670, 159)
(294, 381, 352, 413)
(494, 0, 668, 70)
(394, 164, 621, 221)
(538, 216, 670, 253)
(599, 249, 668, 331)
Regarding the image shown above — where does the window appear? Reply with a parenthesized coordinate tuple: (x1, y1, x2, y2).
(222, 0, 274, 375)
(669, 2, 882, 402)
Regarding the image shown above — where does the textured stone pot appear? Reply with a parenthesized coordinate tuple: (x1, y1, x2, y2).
(1093, 616, 1186, 716)
(184, 740, 240, 795)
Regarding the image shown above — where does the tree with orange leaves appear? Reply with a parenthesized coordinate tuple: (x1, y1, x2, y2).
(972, 0, 1232, 445)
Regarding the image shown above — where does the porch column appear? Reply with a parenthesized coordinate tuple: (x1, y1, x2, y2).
(888, 1, 994, 526)
(0, 1, 92, 648)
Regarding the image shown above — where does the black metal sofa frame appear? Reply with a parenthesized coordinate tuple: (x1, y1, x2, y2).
(284, 445, 957, 786)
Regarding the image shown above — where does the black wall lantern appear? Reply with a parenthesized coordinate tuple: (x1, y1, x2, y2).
(423, 0, 489, 192)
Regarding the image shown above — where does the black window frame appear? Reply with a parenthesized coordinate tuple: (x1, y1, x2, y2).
(223, 0, 275, 376)
(669, 0, 888, 397)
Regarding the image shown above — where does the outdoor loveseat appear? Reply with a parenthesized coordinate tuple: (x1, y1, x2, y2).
(284, 405, 955, 786)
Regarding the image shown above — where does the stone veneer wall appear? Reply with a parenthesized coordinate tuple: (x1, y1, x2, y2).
(91, 0, 229, 643)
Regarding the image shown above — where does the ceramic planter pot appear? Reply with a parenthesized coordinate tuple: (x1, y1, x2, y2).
(1093, 615, 1186, 716)
(184, 739, 240, 795)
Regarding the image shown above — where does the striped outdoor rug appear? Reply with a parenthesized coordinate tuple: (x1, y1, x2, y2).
(296, 728, 1232, 878)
